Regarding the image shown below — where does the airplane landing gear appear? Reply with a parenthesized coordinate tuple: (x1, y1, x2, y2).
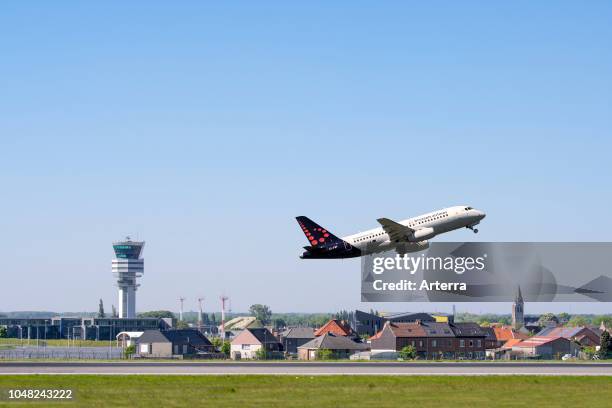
(467, 225, 479, 233)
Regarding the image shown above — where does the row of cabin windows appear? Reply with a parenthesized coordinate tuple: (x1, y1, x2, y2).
(355, 232, 386, 242)
(409, 213, 449, 227)
(355, 213, 450, 242)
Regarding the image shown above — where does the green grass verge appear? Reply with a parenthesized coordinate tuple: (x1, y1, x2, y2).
(0, 375, 610, 407)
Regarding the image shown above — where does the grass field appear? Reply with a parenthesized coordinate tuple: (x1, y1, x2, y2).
(0, 338, 114, 348)
(0, 375, 610, 407)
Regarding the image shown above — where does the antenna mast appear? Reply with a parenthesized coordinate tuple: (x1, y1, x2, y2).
(197, 297, 204, 330)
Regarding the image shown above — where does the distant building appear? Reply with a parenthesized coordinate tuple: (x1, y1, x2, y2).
(481, 327, 498, 349)
(220, 316, 263, 338)
(279, 327, 315, 354)
(351, 310, 437, 336)
(511, 336, 579, 359)
(511, 286, 525, 330)
(485, 325, 529, 349)
(522, 316, 543, 333)
(385, 312, 437, 324)
(370, 321, 486, 359)
(230, 328, 282, 360)
(352, 310, 386, 337)
(136, 329, 215, 358)
(116, 331, 143, 347)
(314, 319, 353, 337)
(297, 332, 368, 360)
(431, 313, 454, 323)
(536, 326, 600, 347)
(0, 316, 171, 340)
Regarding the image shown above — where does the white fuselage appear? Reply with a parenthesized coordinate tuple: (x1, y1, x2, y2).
(343, 206, 485, 255)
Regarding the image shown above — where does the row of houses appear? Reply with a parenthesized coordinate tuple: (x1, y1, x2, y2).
(370, 321, 488, 359)
(486, 325, 605, 359)
(127, 313, 610, 360)
(5, 311, 607, 361)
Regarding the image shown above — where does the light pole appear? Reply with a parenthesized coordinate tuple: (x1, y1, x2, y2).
(197, 297, 204, 331)
(179, 297, 186, 322)
(220, 295, 229, 341)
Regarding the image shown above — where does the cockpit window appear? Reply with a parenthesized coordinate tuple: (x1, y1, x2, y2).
(465, 207, 473, 210)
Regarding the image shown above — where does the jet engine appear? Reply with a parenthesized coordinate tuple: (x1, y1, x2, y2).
(410, 227, 435, 242)
(396, 240, 429, 255)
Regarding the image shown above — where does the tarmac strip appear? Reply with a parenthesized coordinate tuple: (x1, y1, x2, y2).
(1, 362, 611, 376)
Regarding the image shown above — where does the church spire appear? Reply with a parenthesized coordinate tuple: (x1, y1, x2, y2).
(516, 285, 523, 303)
(512, 285, 525, 330)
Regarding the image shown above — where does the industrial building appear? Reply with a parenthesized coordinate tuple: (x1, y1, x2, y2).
(0, 316, 171, 340)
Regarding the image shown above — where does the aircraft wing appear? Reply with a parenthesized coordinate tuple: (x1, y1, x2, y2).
(376, 217, 414, 242)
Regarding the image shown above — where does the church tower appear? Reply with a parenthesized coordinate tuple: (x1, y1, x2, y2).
(512, 286, 525, 329)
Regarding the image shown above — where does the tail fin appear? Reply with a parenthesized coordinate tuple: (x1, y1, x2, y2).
(296, 216, 342, 247)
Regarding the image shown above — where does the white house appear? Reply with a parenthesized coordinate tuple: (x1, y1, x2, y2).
(230, 328, 282, 360)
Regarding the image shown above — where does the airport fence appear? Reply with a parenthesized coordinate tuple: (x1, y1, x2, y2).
(0, 346, 124, 360)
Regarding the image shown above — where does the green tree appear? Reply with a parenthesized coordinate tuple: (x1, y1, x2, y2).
(567, 316, 589, 327)
(0, 326, 7, 338)
(249, 304, 272, 325)
(557, 312, 571, 323)
(221, 341, 230, 356)
(398, 345, 417, 360)
(498, 316, 511, 325)
(273, 318, 287, 329)
(309, 314, 332, 327)
(175, 320, 189, 329)
(123, 344, 135, 359)
(582, 346, 597, 359)
(599, 331, 612, 359)
(211, 337, 222, 349)
(593, 316, 612, 328)
(255, 347, 268, 360)
(201, 313, 210, 325)
(317, 349, 334, 360)
(138, 310, 175, 319)
(537, 313, 558, 326)
(98, 299, 105, 318)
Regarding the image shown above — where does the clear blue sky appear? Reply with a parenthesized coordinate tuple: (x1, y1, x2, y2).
(1, 2, 611, 315)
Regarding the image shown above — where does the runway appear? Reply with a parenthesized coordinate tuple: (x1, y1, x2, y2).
(1, 362, 611, 375)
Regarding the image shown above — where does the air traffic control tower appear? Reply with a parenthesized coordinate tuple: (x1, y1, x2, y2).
(112, 238, 145, 318)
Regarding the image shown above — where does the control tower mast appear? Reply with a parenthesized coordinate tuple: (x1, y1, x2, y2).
(112, 237, 145, 318)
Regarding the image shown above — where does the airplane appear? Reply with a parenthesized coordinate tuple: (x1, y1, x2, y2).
(296, 206, 486, 259)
